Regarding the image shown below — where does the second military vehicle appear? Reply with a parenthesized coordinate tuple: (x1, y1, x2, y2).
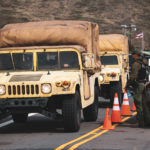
(98, 34, 129, 106)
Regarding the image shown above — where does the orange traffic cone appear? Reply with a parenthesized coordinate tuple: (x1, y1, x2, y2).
(102, 108, 114, 130)
(121, 90, 132, 116)
(131, 101, 136, 111)
(111, 93, 122, 123)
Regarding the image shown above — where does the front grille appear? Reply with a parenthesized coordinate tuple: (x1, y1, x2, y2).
(8, 84, 39, 95)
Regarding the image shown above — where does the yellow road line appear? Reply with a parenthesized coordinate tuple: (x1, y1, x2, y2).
(55, 112, 137, 150)
(55, 126, 103, 150)
(68, 129, 109, 150)
(69, 112, 137, 150)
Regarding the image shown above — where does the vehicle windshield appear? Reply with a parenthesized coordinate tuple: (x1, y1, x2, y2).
(37, 51, 80, 70)
(0, 53, 33, 71)
(101, 56, 118, 65)
(37, 52, 58, 70)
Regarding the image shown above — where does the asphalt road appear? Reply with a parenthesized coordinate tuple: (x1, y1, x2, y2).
(0, 97, 150, 150)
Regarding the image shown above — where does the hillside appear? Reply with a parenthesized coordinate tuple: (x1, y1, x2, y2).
(0, 0, 150, 49)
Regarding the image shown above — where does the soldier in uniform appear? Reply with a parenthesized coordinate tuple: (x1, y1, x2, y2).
(128, 50, 150, 127)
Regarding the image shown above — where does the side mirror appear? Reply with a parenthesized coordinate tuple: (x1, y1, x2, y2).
(82, 53, 95, 70)
(148, 59, 150, 67)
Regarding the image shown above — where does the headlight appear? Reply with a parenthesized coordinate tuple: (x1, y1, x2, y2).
(0, 85, 6, 95)
(41, 83, 51, 94)
(99, 75, 104, 82)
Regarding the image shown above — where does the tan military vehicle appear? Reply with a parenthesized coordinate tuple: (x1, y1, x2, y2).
(0, 21, 100, 132)
(98, 34, 129, 106)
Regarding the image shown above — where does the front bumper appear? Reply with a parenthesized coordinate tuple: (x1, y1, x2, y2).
(99, 74, 120, 84)
(0, 97, 49, 109)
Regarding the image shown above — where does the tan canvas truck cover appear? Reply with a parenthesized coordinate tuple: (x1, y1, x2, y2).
(0, 20, 100, 67)
(98, 34, 129, 55)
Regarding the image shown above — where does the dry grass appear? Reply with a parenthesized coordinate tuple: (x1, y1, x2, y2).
(0, 0, 150, 49)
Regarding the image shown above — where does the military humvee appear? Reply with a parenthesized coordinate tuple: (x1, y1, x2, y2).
(98, 34, 129, 106)
(0, 21, 101, 132)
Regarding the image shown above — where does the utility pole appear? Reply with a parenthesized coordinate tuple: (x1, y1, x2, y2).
(121, 24, 136, 51)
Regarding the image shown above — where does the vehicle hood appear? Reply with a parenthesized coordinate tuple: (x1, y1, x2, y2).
(0, 71, 81, 84)
(100, 67, 121, 74)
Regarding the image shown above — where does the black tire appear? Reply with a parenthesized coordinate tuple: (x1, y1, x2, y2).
(110, 82, 122, 107)
(83, 86, 99, 121)
(12, 113, 28, 123)
(62, 91, 81, 132)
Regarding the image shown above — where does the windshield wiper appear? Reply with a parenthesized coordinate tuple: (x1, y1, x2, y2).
(10, 53, 15, 70)
(47, 70, 50, 75)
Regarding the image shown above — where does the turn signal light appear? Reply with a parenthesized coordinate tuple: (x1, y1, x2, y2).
(62, 81, 70, 86)
(62, 81, 71, 89)
(110, 72, 117, 77)
(55, 81, 71, 89)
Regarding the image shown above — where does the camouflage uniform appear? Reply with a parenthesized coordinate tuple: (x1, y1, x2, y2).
(129, 54, 150, 127)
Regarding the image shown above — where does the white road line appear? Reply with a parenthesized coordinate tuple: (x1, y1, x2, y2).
(0, 120, 14, 128)
(0, 113, 37, 128)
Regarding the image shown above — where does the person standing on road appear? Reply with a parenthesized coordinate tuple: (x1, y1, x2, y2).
(128, 50, 150, 127)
